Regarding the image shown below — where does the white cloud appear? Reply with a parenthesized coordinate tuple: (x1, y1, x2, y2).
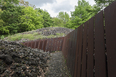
(26, 0, 96, 17)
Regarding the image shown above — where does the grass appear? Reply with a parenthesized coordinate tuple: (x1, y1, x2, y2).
(3, 32, 65, 41)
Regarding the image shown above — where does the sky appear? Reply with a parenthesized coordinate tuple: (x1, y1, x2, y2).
(24, 0, 96, 17)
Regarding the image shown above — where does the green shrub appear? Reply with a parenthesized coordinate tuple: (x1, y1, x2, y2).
(1, 35, 4, 40)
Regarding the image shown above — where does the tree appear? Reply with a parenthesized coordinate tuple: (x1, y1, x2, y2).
(0, 0, 24, 34)
(0, 9, 9, 34)
(19, 0, 35, 8)
(52, 17, 64, 27)
(94, 0, 115, 10)
(57, 12, 70, 24)
(19, 6, 44, 32)
(36, 8, 53, 27)
(71, 0, 95, 28)
(52, 11, 70, 27)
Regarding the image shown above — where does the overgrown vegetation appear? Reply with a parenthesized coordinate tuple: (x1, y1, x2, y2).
(0, 0, 113, 36)
(4, 32, 65, 41)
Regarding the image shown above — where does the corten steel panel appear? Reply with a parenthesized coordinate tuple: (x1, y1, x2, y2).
(62, 37, 66, 57)
(58, 38, 61, 51)
(53, 38, 56, 51)
(47, 39, 50, 51)
(29, 41, 32, 47)
(49, 39, 52, 52)
(61, 37, 64, 50)
(66, 34, 70, 70)
(37, 40, 40, 49)
(60, 38, 62, 51)
(51, 38, 54, 51)
(68, 32, 72, 74)
(35, 40, 39, 48)
(72, 29, 78, 77)
(70, 30, 76, 76)
(49, 39, 51, 51)
(33, 41, 35, 48)
(65, 34, 69, 68)
(67, 34, 69, 60)
(48, 39, 51, 52)
(104, 1, 116, 77)
(74, 27, 80, 77)
(43, 39, 46, 50)
(39, 40, 42, 49)
(87, 17, 94, 77)
(67, 33, 72, 71)
(43, 40, 47, 51)
(31, 41, 35, 48)
(38, 40, 41, 49)
(56, 38, 58, 51)
(31, 41, 34, 48)
(71, 30, 76, 76)
(77, 25, 83, 77)
(29, 41, 32, 48)
(52, 38, 54, 51)
(51, 39, 54, 51)
(41, 40, 44, 50)
(42, 40, 44, 50)
(46, 39, 49, 51)
(62, 37, 66, 58)
(55, 38, 57, 51)
(57, 38, 59, 51)
(81, 22, 88, 77)
(54, 38, 56, 51)
(48, 39, 50, 51)
(33, 40, 36, 48)
(46, 39, 48, 51)
(95, 11, 106, 77)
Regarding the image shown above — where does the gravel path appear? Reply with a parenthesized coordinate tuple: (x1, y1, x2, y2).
(45, 51, 71, 77)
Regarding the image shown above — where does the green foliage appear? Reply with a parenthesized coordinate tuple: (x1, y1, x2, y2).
(0, 0, 45, 34)
(36, 8, 53, 27)
(94, 0, 115, 11)
(52, 17, 64, 27)
(5, 31, 65, 41)
(0, 35, 5, 40)
(0, 1, 24, 34)
(19, 6, 44, 31)
(52, 12, 70, 27)
(70, 0, 96, 29)
(94, 0, 115, 5)
(57, 12, 70, 24)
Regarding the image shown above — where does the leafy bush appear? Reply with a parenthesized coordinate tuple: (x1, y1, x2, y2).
(1, 35, 4, 40)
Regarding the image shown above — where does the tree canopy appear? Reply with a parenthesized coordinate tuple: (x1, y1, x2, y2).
(0, 0, 113, 35)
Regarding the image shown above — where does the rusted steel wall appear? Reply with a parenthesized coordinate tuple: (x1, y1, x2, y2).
(62, 1, 116, 77)
(21, 37, 64, 52)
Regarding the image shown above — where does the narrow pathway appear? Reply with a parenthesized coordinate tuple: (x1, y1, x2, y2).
(45, 51, 71, 77)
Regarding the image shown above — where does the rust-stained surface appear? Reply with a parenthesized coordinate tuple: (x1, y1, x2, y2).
(21, 37, 64, 52)
(62, 1, 116, 77)
(20, 1, 116, 77)
(104, 1, 116, 77)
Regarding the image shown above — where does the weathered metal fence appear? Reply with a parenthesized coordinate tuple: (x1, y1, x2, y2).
(20, 1, 116, 77)
(62, 1, 116, 77)
(21, 37, 64, 52)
